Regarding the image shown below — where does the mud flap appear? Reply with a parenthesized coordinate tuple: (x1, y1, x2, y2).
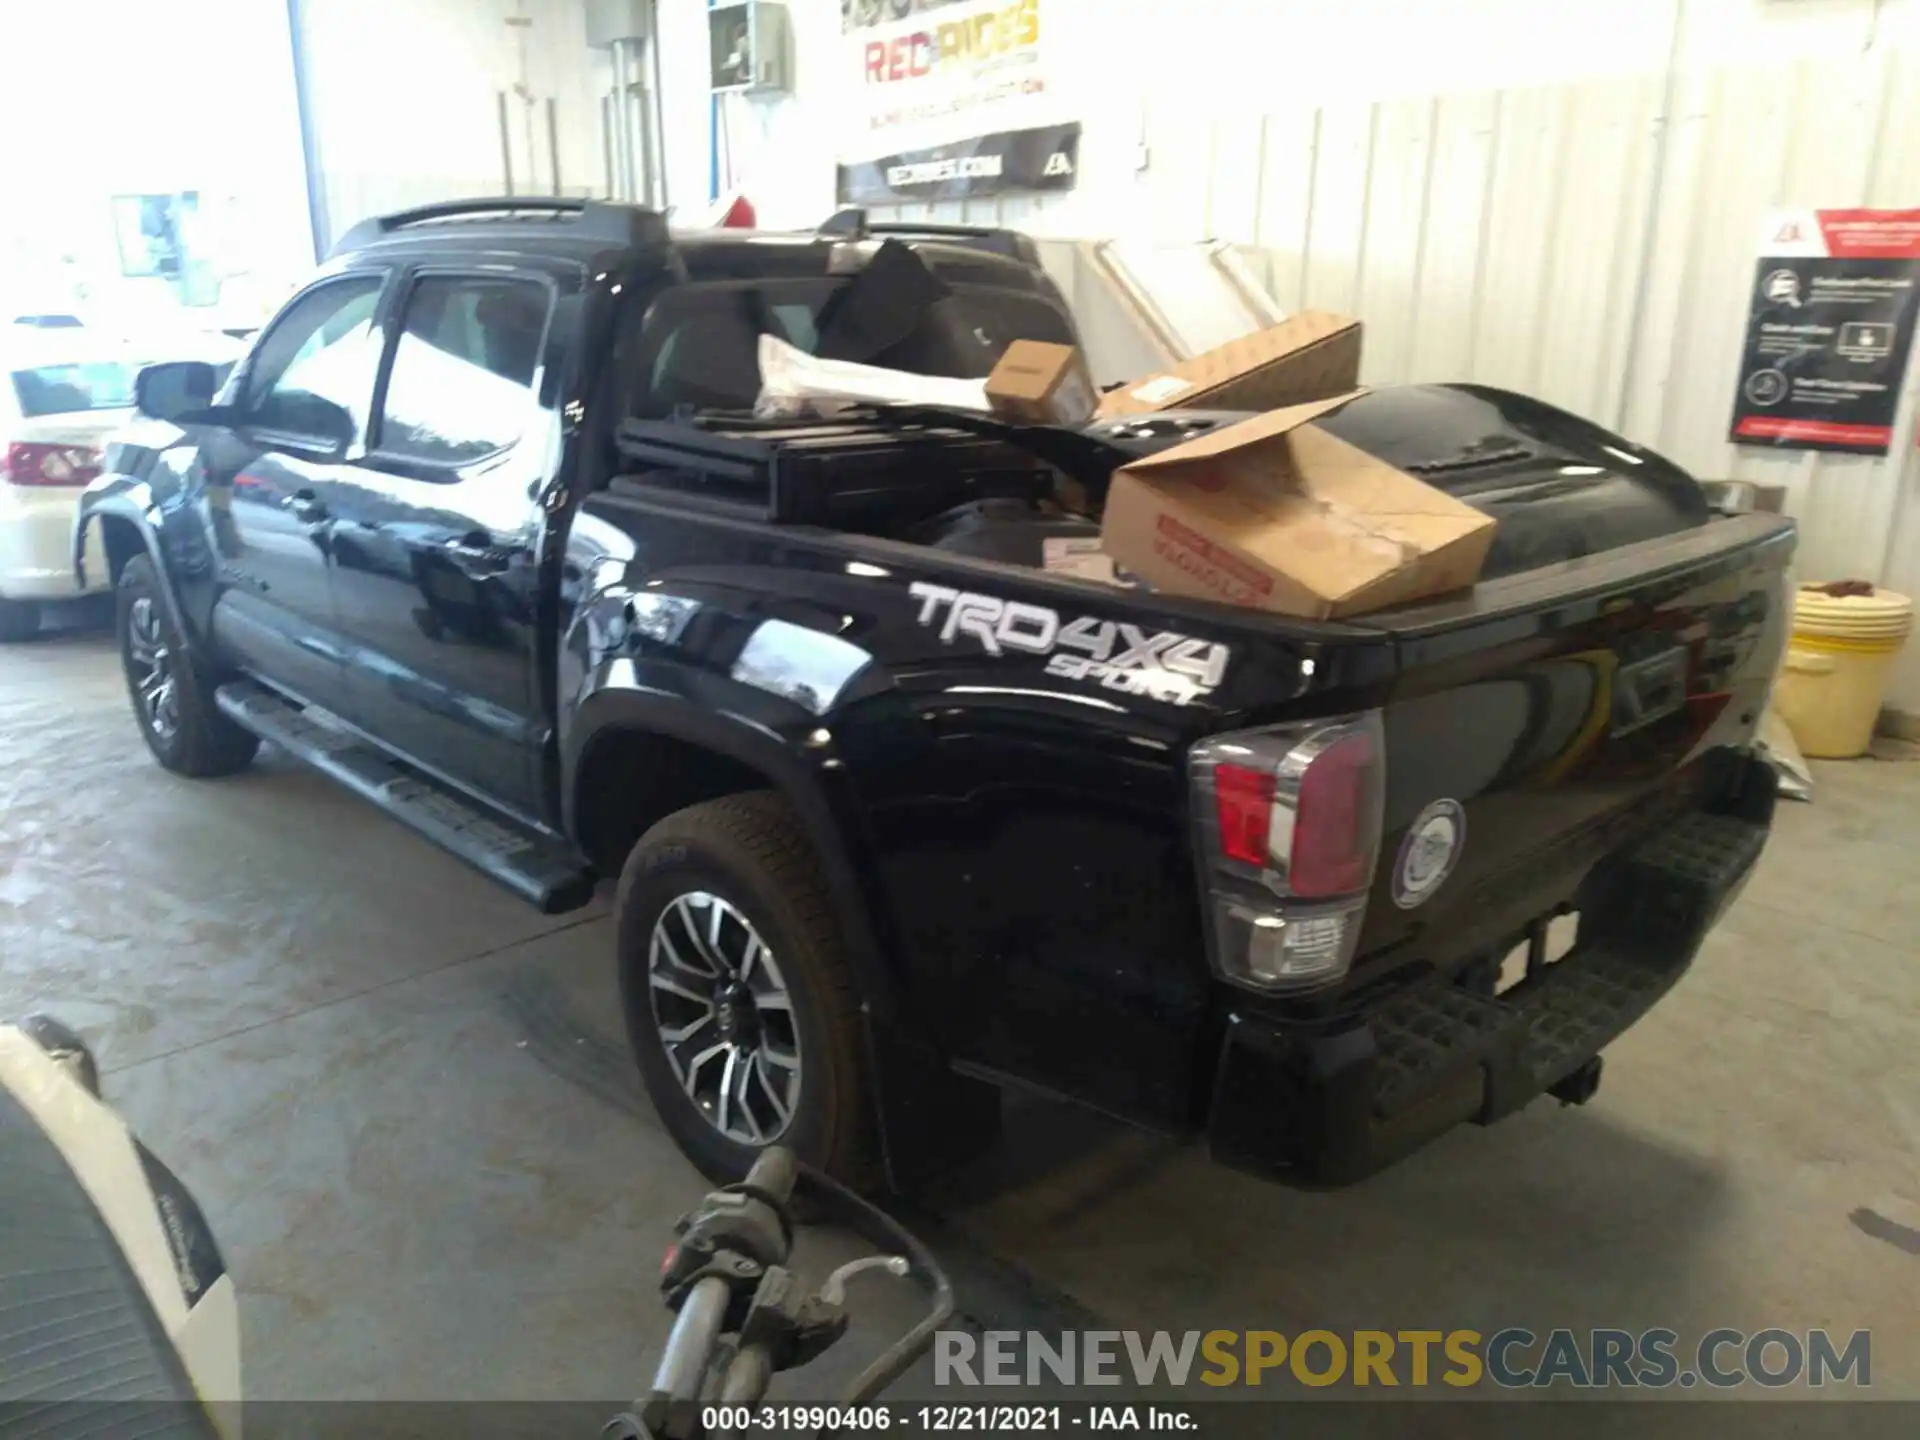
(862, 1009, 1003, 1194)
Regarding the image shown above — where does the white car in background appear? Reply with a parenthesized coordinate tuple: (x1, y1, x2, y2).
(1, 329, 239, 641)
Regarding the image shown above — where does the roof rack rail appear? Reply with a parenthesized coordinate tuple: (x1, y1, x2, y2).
(329, 197, 667, 258)
(817, 208, 1040, 266)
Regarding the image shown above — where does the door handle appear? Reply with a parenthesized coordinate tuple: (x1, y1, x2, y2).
(282, 488, 329, 523)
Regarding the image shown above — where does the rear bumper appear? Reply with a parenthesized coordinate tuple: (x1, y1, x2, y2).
(1206, 756, 1776, 1187)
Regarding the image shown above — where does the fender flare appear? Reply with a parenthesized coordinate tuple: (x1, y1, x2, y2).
(74, 486, 200, 655)
(564, 685, 904, 1025)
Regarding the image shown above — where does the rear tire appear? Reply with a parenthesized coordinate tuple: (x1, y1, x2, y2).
(116, 556, 259, 778)
(0, 596, 38, 643)
(616, 791, 872, 1187)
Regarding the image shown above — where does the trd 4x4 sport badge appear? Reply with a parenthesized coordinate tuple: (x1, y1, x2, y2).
(908, 582, 1230, 708)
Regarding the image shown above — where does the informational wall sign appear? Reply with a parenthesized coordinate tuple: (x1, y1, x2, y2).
(1729, 208, 1920, 456)
(837, 0, 1078, 206)
(837, 122, 1080, 207)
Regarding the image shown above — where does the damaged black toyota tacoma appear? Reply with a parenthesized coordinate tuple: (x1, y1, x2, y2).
(77, 199, 1792, 1190)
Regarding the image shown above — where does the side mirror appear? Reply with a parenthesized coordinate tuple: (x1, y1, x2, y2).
(135, 361, 219, 423)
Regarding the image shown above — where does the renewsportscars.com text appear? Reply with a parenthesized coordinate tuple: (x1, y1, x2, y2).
(935, 1328, 1871, 1390)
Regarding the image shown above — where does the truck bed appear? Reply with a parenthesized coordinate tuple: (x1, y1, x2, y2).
(581, 382, 1795, 1181)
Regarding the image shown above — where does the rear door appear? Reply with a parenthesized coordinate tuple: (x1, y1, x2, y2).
(202, 272, 388, 702)
(321, 262, 568, 819)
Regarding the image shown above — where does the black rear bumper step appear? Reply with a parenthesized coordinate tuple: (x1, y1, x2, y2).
(1207, 777, 1773, 1187)
(215, 681, 596, 914)
(1370, 809, 1767, 1119)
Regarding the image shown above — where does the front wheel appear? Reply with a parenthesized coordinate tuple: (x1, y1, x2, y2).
(616, 791, 872, 1186)
(116, 556, 259, 777)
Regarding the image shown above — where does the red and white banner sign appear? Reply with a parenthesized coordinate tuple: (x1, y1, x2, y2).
(837, 0, 1079, 204)
(1759, 208, 1920, 261)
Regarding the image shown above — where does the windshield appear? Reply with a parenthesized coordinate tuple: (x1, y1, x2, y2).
(633, 278, 1076, 417)
(11, 361, 140, 417)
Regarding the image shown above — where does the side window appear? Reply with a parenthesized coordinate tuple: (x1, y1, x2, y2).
(245, 276, 384, 440)
(637, 281, 838, 417)
(376, 275, 551, 466)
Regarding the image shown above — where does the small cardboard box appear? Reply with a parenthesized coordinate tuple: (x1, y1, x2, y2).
(1099, 392, 1497, 619)
(1095, 312, 1362, 419)
(986, 341, 1097, 426)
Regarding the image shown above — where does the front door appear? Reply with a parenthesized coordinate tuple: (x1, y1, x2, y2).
(323, 268, 562, 820)
(202, 272, 387, 702)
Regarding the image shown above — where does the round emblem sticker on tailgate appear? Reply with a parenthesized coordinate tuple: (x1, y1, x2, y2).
(1393, 800, 1466, 909)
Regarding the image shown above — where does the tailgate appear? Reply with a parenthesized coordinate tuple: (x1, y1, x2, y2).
(1352, 511, 1794, 979)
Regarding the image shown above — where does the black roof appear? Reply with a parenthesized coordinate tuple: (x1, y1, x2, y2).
(327, 197, 1051, 292)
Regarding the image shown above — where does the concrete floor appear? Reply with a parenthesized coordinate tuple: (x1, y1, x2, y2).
(3, 625, 1918, 1407)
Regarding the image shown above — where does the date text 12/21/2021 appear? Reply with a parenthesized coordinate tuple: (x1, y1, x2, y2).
(698, 1407, 1194, 1432)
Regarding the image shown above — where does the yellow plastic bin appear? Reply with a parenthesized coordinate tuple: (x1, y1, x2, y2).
(1772, 585, 1913, 759)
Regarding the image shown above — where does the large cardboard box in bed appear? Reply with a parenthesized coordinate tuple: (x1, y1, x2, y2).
(1099, 393, 1497, 620)
(1094, 312, 1362, 419)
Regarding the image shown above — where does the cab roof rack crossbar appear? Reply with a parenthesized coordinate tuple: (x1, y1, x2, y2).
(330, 197, 667, 257)
(818, 208, 1040, 266)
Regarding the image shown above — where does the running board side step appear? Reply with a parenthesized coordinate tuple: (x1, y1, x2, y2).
(214, 681, 596, 914)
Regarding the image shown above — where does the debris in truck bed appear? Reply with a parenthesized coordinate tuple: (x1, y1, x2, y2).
(754, 333, 991, 418)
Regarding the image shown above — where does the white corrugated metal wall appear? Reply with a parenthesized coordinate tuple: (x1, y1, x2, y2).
(690, 0, 1920, 711)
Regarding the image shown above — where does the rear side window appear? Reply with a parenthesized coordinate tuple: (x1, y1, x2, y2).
(632, 279, 1076, 417)
(376, 275, 551, 466)
(10, 361, 139, 416)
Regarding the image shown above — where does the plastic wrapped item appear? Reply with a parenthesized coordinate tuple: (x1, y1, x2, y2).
(754, 334, 990, 420)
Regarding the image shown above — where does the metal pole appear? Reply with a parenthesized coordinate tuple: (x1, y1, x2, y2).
(602, 93, 615, 198)
(616, 39, 637, 200)
(547, 97, 563, 195)
(636, 78, 656, 207)
(524, 96, 538, 195)
(609, 41, 628, 199)
(1613, 0, 1689, 433)
(498, 90, 516, 196)
(625, 42, 642, 200)
(284, 0, 331, 260)
(648, 2, 670, 210)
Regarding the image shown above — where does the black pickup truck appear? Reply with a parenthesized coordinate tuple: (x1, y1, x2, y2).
(78, 198, 1792, 1190)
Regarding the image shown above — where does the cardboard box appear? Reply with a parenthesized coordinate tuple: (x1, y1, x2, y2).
(1094, 311, 1362, 419)
(1099, 392, 1497, 619)
(986, 341, 1097, 426)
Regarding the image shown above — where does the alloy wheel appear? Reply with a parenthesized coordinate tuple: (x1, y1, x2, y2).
(126, 596, 179, 743)
(647, 891, 802, 1145)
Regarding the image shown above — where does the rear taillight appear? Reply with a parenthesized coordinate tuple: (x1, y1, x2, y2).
(3, 441, 101, 487)
(1189, 712, 1385, 992)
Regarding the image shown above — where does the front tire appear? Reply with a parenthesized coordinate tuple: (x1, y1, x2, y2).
(616, 791, 871, 1186)
(0, 596, 38, 643)
(116, 556, 259, 778)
